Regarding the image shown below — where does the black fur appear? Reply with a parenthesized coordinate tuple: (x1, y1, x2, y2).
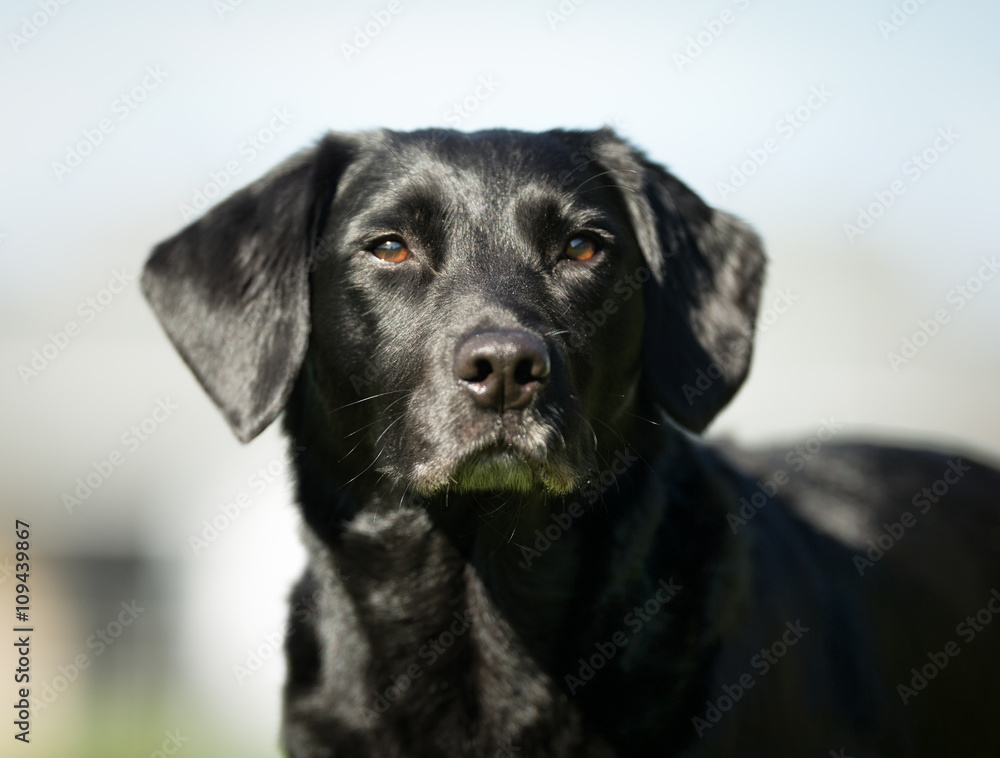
(143, 128, 1000, 757)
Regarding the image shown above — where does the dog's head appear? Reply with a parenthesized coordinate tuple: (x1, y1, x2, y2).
(143, 129, 764, 497)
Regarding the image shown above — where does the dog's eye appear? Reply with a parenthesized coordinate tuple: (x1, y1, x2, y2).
(562, 236, 599, 262)
(371, 239, 411, 263)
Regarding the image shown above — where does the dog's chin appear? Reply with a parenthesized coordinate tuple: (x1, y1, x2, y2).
(410, 445, 580, 497)
(453, 449, 540, 494)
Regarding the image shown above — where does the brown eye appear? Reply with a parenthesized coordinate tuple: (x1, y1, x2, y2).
(563, 236, 598, 262)
(372, 239, 410, 263)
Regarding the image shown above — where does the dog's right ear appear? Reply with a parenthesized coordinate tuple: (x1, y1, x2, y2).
(142, 134, 356, 443)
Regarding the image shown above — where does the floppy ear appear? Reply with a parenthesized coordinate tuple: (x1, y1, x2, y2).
(591, 131, 766, 433)
(142, 134, 355, 442)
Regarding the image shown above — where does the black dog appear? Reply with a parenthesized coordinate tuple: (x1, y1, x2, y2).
(143, 128, 1000, 757)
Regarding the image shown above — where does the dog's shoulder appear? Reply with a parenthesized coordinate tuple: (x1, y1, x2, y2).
(713, 438, 1000, 555)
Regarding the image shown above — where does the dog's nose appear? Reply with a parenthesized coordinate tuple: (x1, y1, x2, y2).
(454, 330, 550, 411)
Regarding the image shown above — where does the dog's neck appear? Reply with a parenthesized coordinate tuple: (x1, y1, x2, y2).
(285, 375, 745, 752)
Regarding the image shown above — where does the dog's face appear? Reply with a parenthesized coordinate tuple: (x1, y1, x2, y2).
(308, 130, 651, 496)
(142, 128, 765, 498)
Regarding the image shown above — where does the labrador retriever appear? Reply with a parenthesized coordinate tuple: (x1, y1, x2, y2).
(142, 128, 1000, 757)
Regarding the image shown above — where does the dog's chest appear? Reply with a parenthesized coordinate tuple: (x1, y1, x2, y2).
(307, 506, 614, 756)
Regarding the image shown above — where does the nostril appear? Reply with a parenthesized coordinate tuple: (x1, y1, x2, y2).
(472, 358, 493, 383)
(513, 357, 538, 386)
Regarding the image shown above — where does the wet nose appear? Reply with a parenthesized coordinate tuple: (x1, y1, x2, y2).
(453, 330, 550, 411)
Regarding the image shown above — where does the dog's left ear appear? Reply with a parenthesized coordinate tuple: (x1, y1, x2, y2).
(587, 131, 766, 433)
(142, 134, 355, 443)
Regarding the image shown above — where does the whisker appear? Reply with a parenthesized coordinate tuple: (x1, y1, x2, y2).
(342, 396, 410, 439)
(342, 415, 403, 481)
(326, 389, 408, 415)
(577, 183, 640, 197)
(569, 168, 621, 195)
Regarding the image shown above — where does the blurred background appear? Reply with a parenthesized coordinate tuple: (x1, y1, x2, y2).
(1, 0, 998, 754)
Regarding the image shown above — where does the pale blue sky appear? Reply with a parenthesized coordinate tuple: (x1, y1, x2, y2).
(3, 0, 1000, 298)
